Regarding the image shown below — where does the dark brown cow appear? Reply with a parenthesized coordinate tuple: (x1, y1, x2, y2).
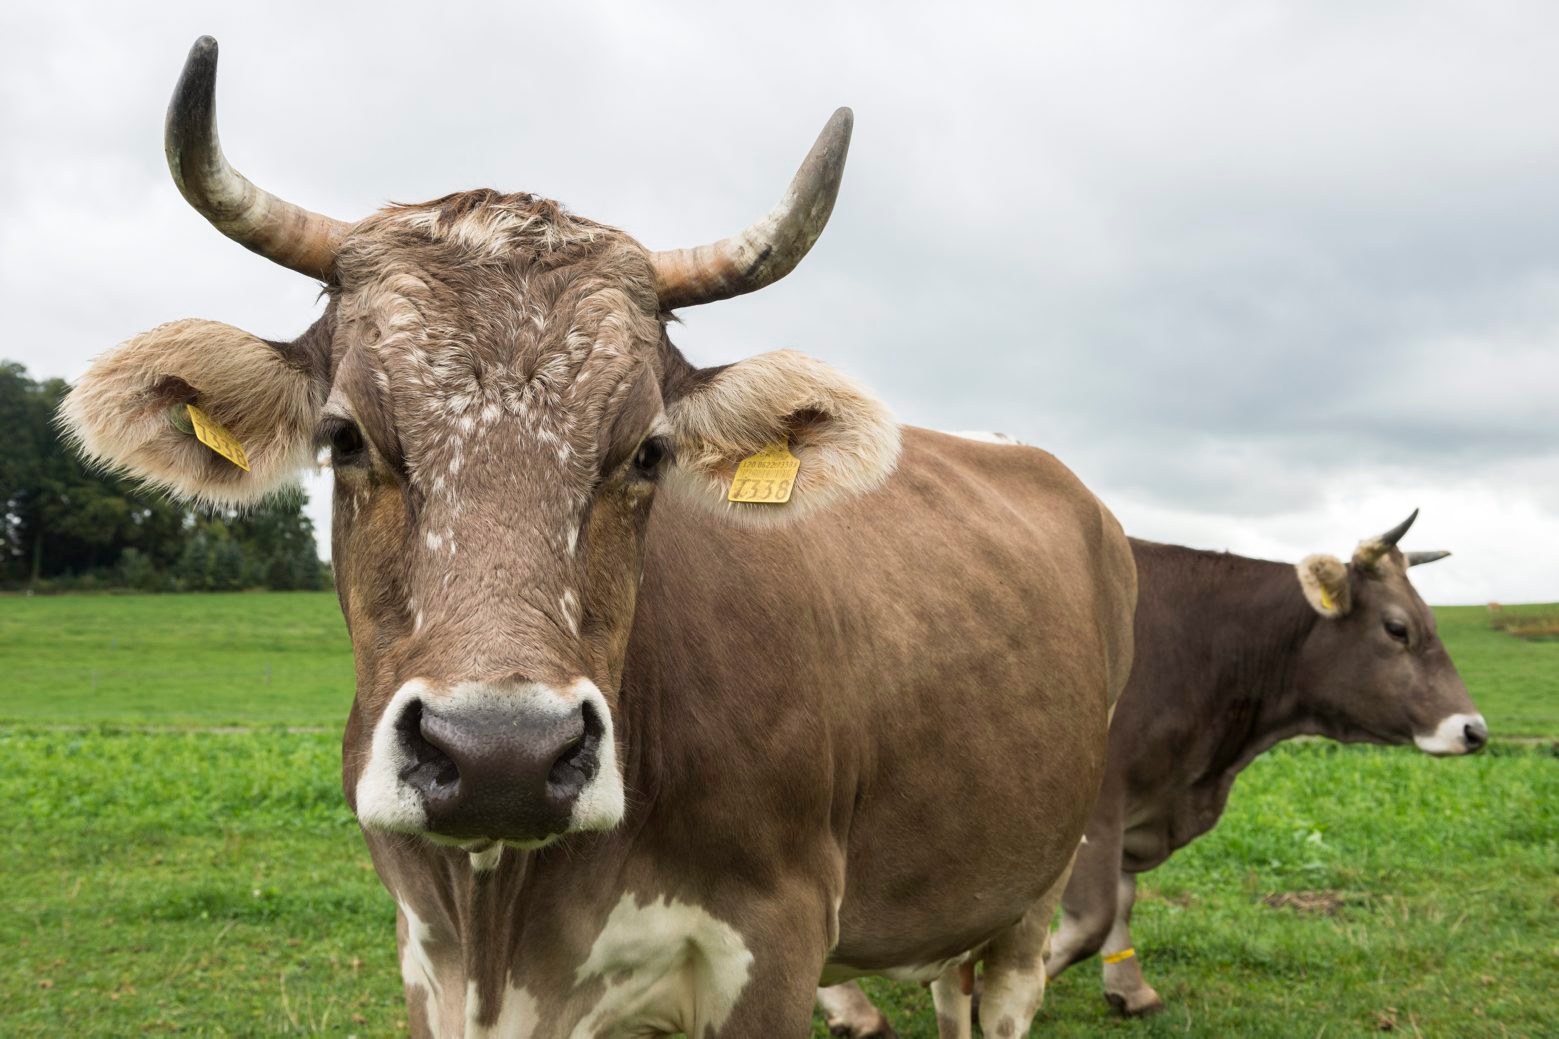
(61, 39, 1137, 1038)
(1051, 516, 1483, 1015)
(822, 508, 1484, 1034)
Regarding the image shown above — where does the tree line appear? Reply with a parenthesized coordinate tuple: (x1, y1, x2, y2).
(1, 360, 327, 593)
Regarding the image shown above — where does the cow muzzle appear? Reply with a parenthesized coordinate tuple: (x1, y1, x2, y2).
(1413, 712, 1489, 756)
(355, 678, 626, 846)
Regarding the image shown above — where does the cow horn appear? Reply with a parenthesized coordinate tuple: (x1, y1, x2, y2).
(651, 108, 853, 309)
(1406, 550, 1451, 567)
(1353, 508, 1420, 569)
(166, 36, 349, 280)
(1375, 509, 1419, 547)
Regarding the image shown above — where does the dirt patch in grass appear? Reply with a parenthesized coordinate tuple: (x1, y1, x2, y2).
(1261, 890, 1346, 915)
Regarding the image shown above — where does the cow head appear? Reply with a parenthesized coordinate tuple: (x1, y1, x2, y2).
(59, 38, 899, 851)
(1294, 510, 1486, 755)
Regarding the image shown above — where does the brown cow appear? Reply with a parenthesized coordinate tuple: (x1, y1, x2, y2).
(822, 508, 1484, 1035)
(61, 39, 1136, 1038)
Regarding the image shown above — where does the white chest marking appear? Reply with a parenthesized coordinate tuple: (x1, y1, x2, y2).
(570, 893, 755, 1038)
(398, 899, 441, 1037)
(467, 980, 541, 1038)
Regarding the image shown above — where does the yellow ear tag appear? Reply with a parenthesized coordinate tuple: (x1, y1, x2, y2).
(727, 440, 799, 504)
(1317, 586, 1336, 613)
(185, 404, 251, 472)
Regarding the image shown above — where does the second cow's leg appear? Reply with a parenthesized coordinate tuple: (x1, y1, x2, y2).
(816, 982, 898, 1039)
(1045, 798, 1124, 980)
(1099, 871, 1164, 1016)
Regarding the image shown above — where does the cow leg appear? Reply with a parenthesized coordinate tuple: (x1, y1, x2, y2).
(1045, 804, 1123, 980)
(711, 900, 830, 1038)
(714, 966, 822, 1038)
(816, 982, 898, 1039)
(929, 963, 974, 1039)
(1100, 872, 1163, 1016)
(976, 861, 1072, 1038)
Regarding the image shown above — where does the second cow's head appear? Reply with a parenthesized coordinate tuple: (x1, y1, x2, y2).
(1295, 510, 1486, 756)
(60, 39, 899, 852)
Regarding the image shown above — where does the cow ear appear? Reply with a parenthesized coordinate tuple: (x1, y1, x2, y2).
(1297, 554, 1353, 618)
(661, 349, 900, 526)
(58, 319, 325, 505)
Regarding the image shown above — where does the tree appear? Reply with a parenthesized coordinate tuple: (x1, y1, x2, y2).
(1, 360, 325, 591)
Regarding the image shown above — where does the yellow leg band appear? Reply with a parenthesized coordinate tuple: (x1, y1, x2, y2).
(1102, 947, 1136, 965)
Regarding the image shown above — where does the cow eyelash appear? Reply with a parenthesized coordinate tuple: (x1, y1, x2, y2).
(319, 417, 368, 467)
(1384, 618, 1409, 643)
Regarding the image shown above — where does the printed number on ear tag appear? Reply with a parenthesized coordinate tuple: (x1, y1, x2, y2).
(727, 440, 799, 504)
(186, 404, 251, 472)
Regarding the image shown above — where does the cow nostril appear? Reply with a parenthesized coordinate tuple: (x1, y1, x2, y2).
(1463, 720, 1489, 752)
(547, 701, 603, 799)
(399, 700, 460, 795)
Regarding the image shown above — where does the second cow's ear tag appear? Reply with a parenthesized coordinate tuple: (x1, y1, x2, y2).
(728, 440, 800, 504)
(183, 404, 251, 472)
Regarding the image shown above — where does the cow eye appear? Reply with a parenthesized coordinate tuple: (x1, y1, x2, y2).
(631, 436, 671, 481)
(321, 418, 367, 466)
(1384, 618, 1409, 643)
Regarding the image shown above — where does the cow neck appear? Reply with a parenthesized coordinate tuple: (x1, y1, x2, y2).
(1165, 547, 1321, 785)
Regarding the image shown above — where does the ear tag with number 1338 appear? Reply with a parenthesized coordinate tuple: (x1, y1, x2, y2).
(728, 440, 799, 504)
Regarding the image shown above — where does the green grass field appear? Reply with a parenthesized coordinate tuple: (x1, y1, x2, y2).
(0, 592, 353, 728)
(2, 593, 1556, 1037)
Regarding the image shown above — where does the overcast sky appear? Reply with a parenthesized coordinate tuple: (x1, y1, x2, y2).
(5, 2, 1556, 604)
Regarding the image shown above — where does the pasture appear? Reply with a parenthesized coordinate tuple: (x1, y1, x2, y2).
(2, 593, 1556, 1037)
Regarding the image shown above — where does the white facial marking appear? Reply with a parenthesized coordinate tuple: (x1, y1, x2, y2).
(355, 680, 433, 834)
(354, 677, 626, 842)
(572, 893, 755, 1037)
(468, 842, 503, 873)
(425, 530, 444, 552)
(1414, 712, 1487, 755)
(563, 677, 626, 835)
(560, 589, 580, 637)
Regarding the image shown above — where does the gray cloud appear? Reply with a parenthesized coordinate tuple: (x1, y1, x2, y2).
(5, 1, 1556, 602)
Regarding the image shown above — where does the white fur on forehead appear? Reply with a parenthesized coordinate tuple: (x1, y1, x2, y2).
(1297, 553, 1352, 619)
(57, 319, 322, 505)
(663, 349, 900, 526)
